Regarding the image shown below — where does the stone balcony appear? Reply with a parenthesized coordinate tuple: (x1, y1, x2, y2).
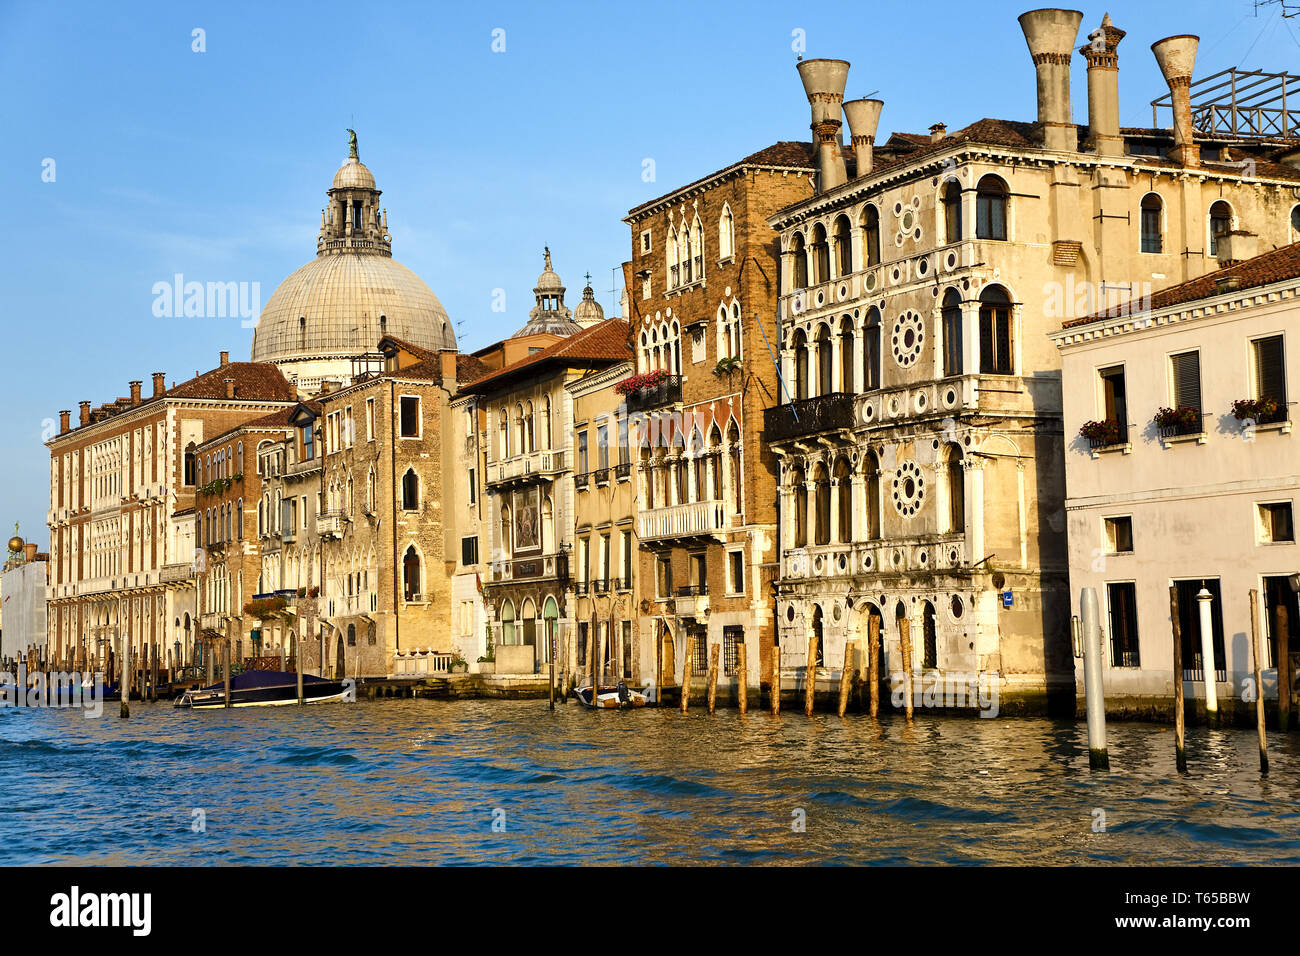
(285, 455, 323, 478)
(782, 533, 968, 580)
(637, 499, 727, 542)
(317, 512, 346, 539)
(487, 449, 567, 488)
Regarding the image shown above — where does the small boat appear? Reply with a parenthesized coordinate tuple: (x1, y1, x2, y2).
(175, 670, 347, 709)
(574, 680, 650, 710)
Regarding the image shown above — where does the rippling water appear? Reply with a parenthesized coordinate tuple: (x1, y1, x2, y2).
(2, 699, 1298, 865)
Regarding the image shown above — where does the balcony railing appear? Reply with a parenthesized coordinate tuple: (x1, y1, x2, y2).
(624, 376, 682, 413)
(592, 578, 610, 594)
(317, 512, 346, 537)
(575, 473, 589, 491)
(675, 583, 708, 596)
(573, 581, 589, 596)
(614, 462, 632, 481)
(487, 450, 567, 487)
(159, 563, 196, 584)
(285, 456, 322, 478)
(637, 499, 727, 541)
(488, 552, 569, 585)
(592, 468, 610, 486)
(764, 393, 857, 443)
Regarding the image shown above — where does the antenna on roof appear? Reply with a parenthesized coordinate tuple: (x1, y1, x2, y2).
(609, 267, 620, 315)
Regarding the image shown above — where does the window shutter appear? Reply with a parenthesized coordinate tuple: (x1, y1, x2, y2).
(1171, 351, 1201, 411)
(1254, 336, 1286, 404)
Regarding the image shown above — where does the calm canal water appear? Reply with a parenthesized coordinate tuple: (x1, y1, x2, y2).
(2, 699, 1298, 865)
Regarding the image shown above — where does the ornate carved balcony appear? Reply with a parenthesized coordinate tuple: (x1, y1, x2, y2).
(637, 499, 727, 542)
(765, 393, 856, 443)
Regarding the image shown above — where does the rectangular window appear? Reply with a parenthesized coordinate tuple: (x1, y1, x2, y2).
(621, 530, 633, 584)
(656, 555, 672, 599)
(1252, 335, 1287, 416)
(979, 303, 1013, 375)
(577, 430, 589, 474)
(366, 397, 375, 441)
(1174, 579, 1226, 682)
(1259, 502, 1295, 543)
(723, 625, 743, 676)
(597, 424, 609, 470)
(641, 229, 652, 254)
(399, 395, 421, 438)
(577, 622, 589, 667)
(468, 468, 477, 505)
(461, 536, 479, 566)
(1169, 350, 1202, 416)
(618, 417, 630, 466)
(600, 533, 611, 583)
(302, 426, 314, 461)
(1106, 582, 1140, 667)
(1099, 365, 1128, 439)
(727, 549, 745, 594)
(1103, 515, 1133, 554)
(344, 406, 354, 448)
(579, 536, 590, 583)
(691, 626, 709, 676)
(689, 551, 707, 593)
(621, 621, 633, 679)
(942, 307, 962, 377)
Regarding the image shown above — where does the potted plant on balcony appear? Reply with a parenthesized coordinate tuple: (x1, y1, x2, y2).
(713, 356, 742, 378)
(1078, 419, 1121, 448)
(1153, 405, 1202, 437)
(1230, 396, 1281, 423)
(449, 654, 468, 674)
(244, 596, 288, 622)
(614, 368, 670, 396)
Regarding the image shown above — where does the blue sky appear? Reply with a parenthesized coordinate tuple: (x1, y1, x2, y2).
(3, 0, 1299, 547)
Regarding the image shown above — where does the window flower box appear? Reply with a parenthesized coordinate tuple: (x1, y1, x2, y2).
(614, 368, 670, 396)
(1079, 419, 1121, 448)
(1231, 396, 1285, 425)
(1154, 406, 1202, 438)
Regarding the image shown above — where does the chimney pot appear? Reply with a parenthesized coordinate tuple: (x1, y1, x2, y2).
(797, 58, 851, 193)
(843, 98, 884, 178)
(929, 123, 947, 143)
(1151, 35, 1201, 168)
(1080, 14, 1126, 157)
(58, 410, 70, 435)
(219, 350, 230, 367)
(1019, 9, 1085, 152)
(23, 543, 37, 564)
(129, 380, 142, 405)
(152, 372, 166, 398)
(78, 402, 91, 427)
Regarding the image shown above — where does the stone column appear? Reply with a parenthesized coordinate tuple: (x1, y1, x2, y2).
(831, 333, 844, 394)
(850, 473, 864, 542)
(804, 480, 818, 547)
(828, 478, 842, 544)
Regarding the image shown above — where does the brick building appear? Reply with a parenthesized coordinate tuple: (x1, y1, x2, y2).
(622, 142, 814, 703)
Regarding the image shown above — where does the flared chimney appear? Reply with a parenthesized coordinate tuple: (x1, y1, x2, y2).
(152, 372, 166, 398)
(78, 401, 91, 427)
(843, 98, 884, 177)
(1080, 13, 1125, 157)
(1151, 35, 1200, 168)
(129, 380, 142, 405)
(797, 58, 851, 192)
(1019, 9, 1084, 152)
(58, 410, 70, 435)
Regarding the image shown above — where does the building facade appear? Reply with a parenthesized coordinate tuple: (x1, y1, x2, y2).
(623, 141, 815, 704)
(1053, 242, 1300, 716)
(762, 11, 1300, 711)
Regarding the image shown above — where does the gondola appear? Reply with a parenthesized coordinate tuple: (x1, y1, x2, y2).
(174, 670, 347, 709)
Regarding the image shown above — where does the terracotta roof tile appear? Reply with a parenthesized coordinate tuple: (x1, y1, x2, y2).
(163, 362, 294, 402)
(459, 319, 632, 393)
(1062, 241, 1300, 328)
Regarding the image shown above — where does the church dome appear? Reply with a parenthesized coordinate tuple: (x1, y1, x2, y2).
(511, 248, 582, 337)
(251, 133, 456, 381)
(572, 279, 605, 328)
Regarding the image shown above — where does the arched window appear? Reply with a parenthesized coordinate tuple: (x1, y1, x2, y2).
(1292, 204, 1300, 241)
(791, 233, 809, 289)
(690, 214, 704, 280)
(367, 468, 376, 512)
(943, 443, 965, 534)
(922, 601, 937, 669)
(501, 600, 516, 645)
(498, 408, 509, 458)
(183, 444, 197, 486)
(236, 498, 243, 539)
(861, 204, 881, 267)
(401, 469, 418, 510)
(811, 224, 831, 284)
(719, 203, 735, 260)
(520, 597, 537, 649)
(791, 466, 808, 548)
(793, 329, 810, 401)
(839, 315, 855, 392)
(726, 421, 741, 516)
(816, 324, 833, 396)
(813, 463, 831, 545)
(514, 402, 525, 455)
(811, 604, 825, 667)
(541, 496, 554, 553)
(941, 288, 963, 376)
(543, 396, 552, 449)
(1140, 193, 1163, 253)
(941, 179, 962, 244)
(500, 504, 511, 554)
(975, 175, 1007, 240)
(525, 401, 535, 452)
(402, 545, 421, 602)
(666, 227, 679, 289)
(681, 220, 694, 283)
(978, 286, 1014, 375)
(834, 457, 851, 542)
(833, 215, 852, 277)
(1209, 200, 1232, 256)
(863, 451, 881, 540)
(863, 307, 882, 390)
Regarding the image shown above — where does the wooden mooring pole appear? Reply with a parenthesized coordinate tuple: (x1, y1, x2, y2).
(1170, 585, 1187, 772)
(548, 624, 556, 711)
(805, 632, 818, 717)
(737, 641, 748, 714)
(1249, 589, 1268, 774)
(838, 641, 856, 718)
(680, 633, 692, 713)
(119, 641, 129, 719)
(223, 640, 232, 709)
(899, 616, 915, 720)
(706, 644, 720, 714)
(771, 649, 781, 716)
(868, 614, 880, 718)
(1278, 602, 1292, 732)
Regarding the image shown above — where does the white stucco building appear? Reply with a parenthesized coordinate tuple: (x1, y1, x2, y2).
(1053, 242, 1300, 716)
